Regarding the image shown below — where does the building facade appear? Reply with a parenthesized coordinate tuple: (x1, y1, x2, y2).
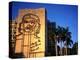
(9, 8, 45, 58)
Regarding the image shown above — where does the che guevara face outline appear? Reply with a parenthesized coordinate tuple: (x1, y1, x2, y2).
(18, 13, 40, 34)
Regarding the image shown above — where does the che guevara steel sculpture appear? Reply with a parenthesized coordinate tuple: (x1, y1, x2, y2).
(16, 13, 41, 57)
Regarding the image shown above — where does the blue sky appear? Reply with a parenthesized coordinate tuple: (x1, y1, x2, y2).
(10, 1, 78, 44)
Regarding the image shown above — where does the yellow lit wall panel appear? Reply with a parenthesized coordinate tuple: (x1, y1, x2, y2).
(15, 8, 45, 58)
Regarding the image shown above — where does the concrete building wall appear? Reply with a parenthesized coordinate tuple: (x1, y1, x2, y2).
(14, 8, 45, 58)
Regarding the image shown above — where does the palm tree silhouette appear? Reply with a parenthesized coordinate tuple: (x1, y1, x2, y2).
(56, 26, 65, 55)
(72, 42, 78, 55)
(47, 20, 58, 56)
(62, 27, 73, 55)
(46, 20, 73, 56)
